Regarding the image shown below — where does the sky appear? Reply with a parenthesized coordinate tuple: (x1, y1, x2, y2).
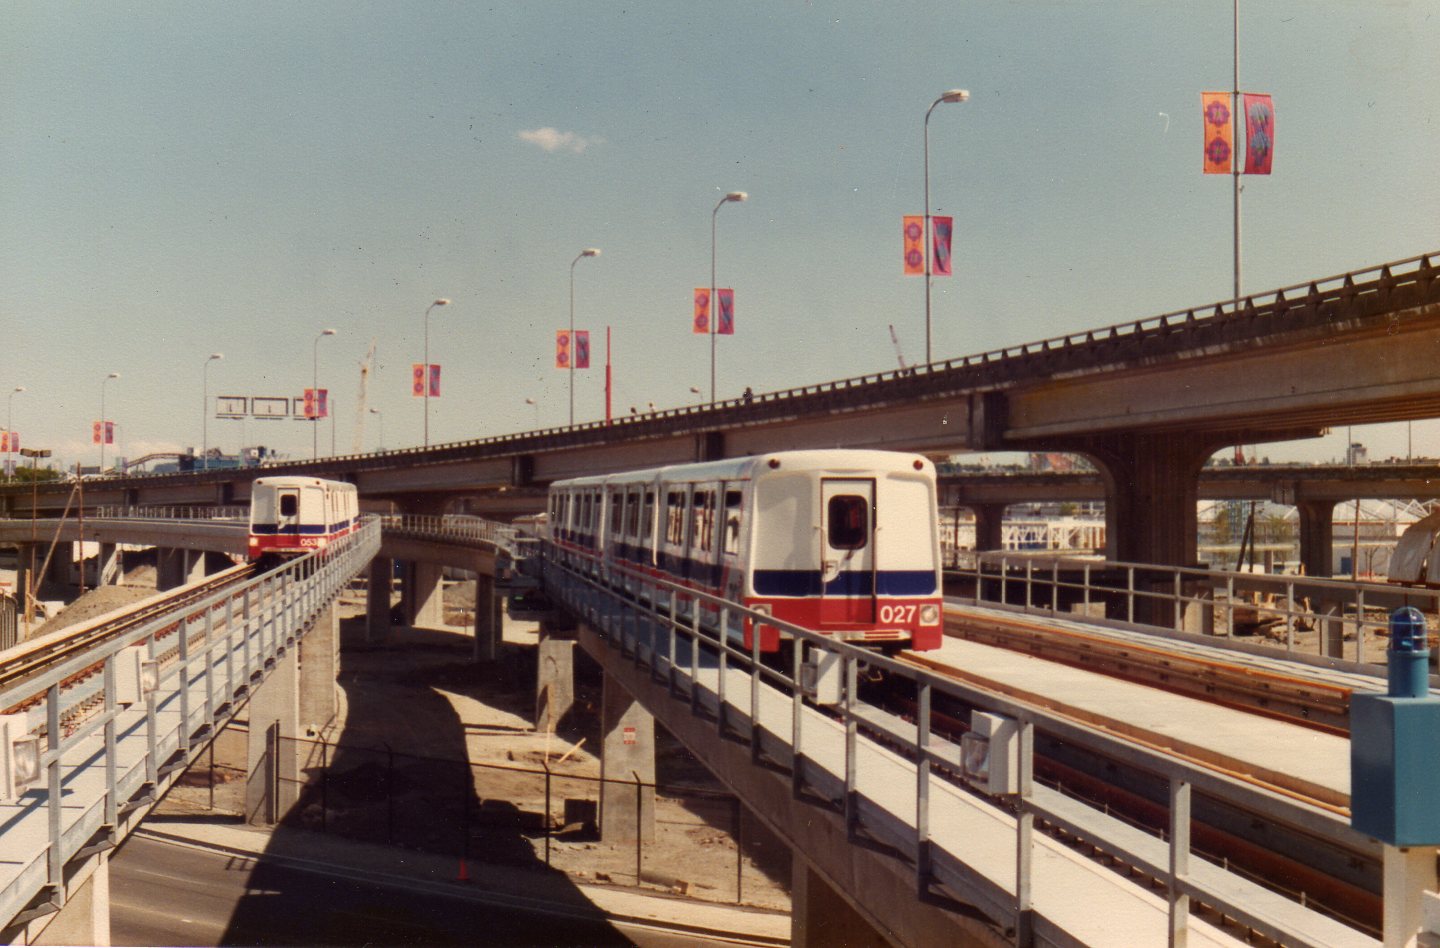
(2, 1, 1437, 471)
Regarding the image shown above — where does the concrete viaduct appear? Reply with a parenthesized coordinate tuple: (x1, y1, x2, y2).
(2, 250, 1436, 575)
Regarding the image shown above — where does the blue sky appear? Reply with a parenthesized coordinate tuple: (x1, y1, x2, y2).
(3, 2, 1437, 469)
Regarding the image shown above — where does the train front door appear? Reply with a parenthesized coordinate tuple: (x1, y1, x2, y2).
(277, 488, 301, 537)
(819, 478, 876, 625)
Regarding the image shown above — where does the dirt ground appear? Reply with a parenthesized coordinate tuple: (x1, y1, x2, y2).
(157, 579, 793, 912)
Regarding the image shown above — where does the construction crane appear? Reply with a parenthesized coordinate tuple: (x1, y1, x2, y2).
(888, 324, 908, 371)
(353, 339, 377, 454)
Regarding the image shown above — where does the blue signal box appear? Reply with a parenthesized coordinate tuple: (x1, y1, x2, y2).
(1351, 607, 1440, 846)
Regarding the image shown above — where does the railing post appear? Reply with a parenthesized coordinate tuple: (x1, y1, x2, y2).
(1024, 558, 1033, 610)
(1169, 778, 1192, 947)
(843, 655, 859, 838)
(178, 614, 192, 754)
(1127, 566, 1136, 624)
(1173, 570, 1183, 632)
(1015, 719, 1035, 947)
(916, 678, 932, 898)
(46, 682, 63, 890)
(104, 656, 118, 828)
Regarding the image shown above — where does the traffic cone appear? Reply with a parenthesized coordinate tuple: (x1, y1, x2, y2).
(456, 858, 471, 883)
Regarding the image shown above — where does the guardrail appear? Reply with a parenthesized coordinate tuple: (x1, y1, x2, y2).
(543, 542, 1378, 947)
(90, 505, 249, 521)
(0, 519, 381, 935)
(963, 551, 1439, 668)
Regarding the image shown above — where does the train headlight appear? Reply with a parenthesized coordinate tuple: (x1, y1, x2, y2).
(750, 603, 771, 617)
(920, 604, 940, 626)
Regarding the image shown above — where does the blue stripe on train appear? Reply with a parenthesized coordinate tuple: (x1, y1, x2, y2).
(753, 569, 937, 597)
(251, 518, 356, 536)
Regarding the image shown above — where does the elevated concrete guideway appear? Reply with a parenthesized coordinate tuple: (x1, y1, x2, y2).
(2, 251, 1436, 570)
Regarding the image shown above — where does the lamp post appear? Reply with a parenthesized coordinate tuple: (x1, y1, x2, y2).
(100, 372, 119, 473)
(923, 89, 969, 365)
(313, 329, 337, 458)
(6, 386, 23, 481)
(422, 299, 449, 446)
(710, 192, 747, 404)
(569, 249, 601, 426)
(525, 397, 539, 429)
(369, 407, 384, 452)
(201, 353, 223, 470)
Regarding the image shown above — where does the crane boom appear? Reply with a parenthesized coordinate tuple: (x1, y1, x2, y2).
(353, 339, 376, 453)
(888, 324, 908, 371)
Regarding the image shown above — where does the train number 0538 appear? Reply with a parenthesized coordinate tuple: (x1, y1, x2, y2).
(878, 604, 916, 624)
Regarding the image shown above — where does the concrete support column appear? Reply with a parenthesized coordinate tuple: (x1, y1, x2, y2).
(96, 543, 120, 586)
(15, 542, 34, 612)
(1297, 499, 1338, 579)
(34, 855, 110, 947)
(403, 560, 444, 629)
(473, 574, 502, 662)
(366, 556, 393, 642)
(535, 621, 575, 732)
(599, 671, 655, 843)
(299, 601, 339, 732)
(156, 548, 205, 591)
(45, 541, 74, 587)
(970, 502, 1007, 553)
(245, 645, 300, 825)
(1085, 432, 1219, 568)
(791, 860, 889, 948)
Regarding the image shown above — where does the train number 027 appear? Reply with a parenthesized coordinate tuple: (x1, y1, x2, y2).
(878, 604, 915, 624)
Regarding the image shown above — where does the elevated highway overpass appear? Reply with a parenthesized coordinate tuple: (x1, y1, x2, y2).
(2, 251, 1436, 572)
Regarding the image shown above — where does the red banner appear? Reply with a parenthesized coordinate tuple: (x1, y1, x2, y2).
(902, 216, 924, 275)
(316, 389, 328, 419)
(1, 432, 8, 452)
(303, 388, 315, 416)
(716, 289, 734, 335)
(428, 364, 441, 397)
(555, 331, 571, 368)
(931, 216, 953, 276)
(693, 289, 710, 334)
(104, 421, 115, 445)
(412, 364, 425, 396)
(92, 421, 102, 445)
(575, 331, 590, 369)
(1242, 93, 1274, 175)
(10, 431, 17, 452)
(1202, 92, 1232, 175)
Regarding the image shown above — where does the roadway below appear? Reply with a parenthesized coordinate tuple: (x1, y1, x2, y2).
(110, 832, 773, 947)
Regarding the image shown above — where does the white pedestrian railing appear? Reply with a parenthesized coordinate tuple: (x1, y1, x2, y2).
(90, 505, 250, 521)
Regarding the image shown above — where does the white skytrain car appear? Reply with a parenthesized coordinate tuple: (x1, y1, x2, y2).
(247, 476, 360, 560)
(547, 450, 944, 651)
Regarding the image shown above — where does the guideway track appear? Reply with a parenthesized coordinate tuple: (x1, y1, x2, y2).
(1, 565, 256, 715)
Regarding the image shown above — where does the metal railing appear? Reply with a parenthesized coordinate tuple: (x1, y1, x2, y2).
(542, 543, 1378, 947)
(90, 505, 249, 521)
(964, 551, 1440, 669)
(0, 519, 381, 934)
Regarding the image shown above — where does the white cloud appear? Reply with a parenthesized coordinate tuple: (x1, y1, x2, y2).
(517, 127, 602, 154)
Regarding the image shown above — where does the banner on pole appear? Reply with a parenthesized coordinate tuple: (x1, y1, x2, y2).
(693, 289, 710, 334)
(902, 216, 924, 275)
(555, 331, 571, 369)
(717, 289, 734, 335)
(931, 217, 954, 276)
(412, 364, 425, 396)
(1202, 92, 1233, 175)
(104, 421, 115, 445)
(575, 331, 590, 369)
(1242, 93, 1274, 175)
(428, 365, 441, 397)
(92, 421, 102, 445)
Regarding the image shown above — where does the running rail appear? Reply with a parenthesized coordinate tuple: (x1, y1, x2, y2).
(542, 544, 1380, 947)
(0, 518, 381, 935)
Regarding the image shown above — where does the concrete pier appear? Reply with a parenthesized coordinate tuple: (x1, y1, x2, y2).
(245, 645, 299, 825)
(598, 671, 655, 843)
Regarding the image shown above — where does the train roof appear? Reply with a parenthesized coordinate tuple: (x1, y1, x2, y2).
(550, 449, 934, 489)
(252, 475, 355, 489)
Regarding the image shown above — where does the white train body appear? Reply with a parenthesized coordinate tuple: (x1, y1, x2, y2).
(547, 449, 943, 651)
(247, 476, 360, 559)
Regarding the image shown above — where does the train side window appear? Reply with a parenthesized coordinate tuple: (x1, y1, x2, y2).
(625, 492, 640, 537)
(692, 489, 715, 553)
(723, 490, 742, 556)
(280, 494, 298, 517)
(665, 491, 686, 546)
(641, 491, 655, 544)
(609, 490, 623, 535)
(828, 495, 869, 549)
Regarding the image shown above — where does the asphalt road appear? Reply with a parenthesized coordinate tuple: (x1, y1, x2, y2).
(109, 834, 745, 947)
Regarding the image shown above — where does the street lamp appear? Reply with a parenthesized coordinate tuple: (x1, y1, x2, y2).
(100, 372, 119, 473)
(312, 329, 337, 458)
(423, 299, 449, 446)
(923, 88, 969, 365)
(369, 407, 384, 452)
(710, 191, 747, 404)
(5, 386, 23, 481)
(202, 353, 223, 470)
(569, 249, 601, 426)
(525, 397, 540, 429)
